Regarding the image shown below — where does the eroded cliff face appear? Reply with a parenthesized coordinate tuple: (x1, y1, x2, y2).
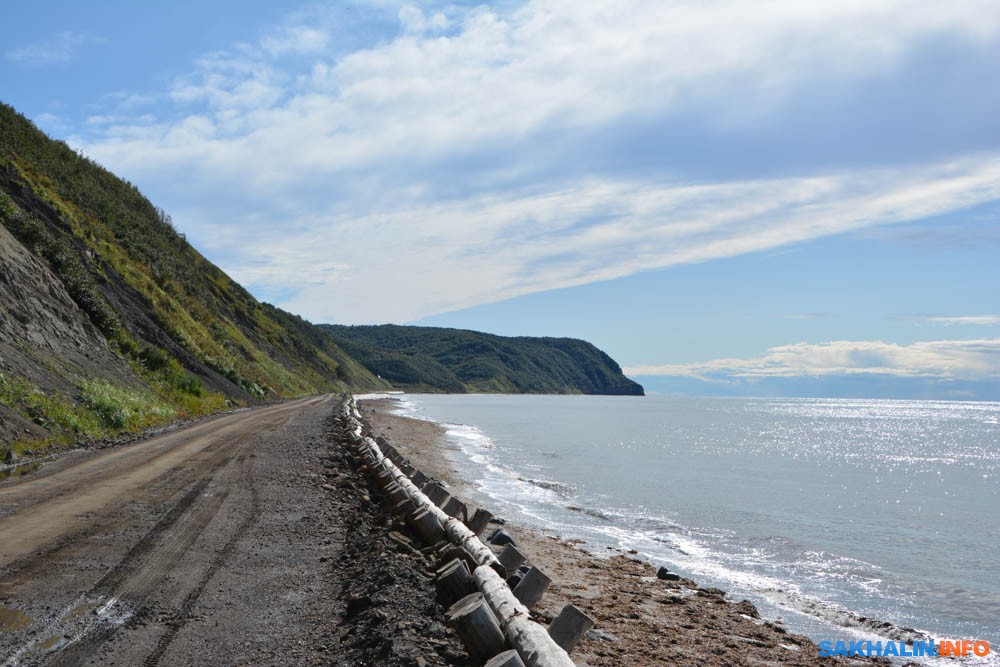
(0, 223, 135, 393)
(0, 223, 139, 444)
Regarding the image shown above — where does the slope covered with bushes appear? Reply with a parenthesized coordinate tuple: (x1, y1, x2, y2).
(0, 102, 385, 457)
(322, 324, 644, 395)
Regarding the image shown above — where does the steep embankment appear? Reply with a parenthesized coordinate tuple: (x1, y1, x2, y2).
(322, 324, 644, 395)
(0, 102, 385, 456)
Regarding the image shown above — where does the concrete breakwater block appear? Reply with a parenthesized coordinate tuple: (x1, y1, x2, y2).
(484, 649, 526, 667)
(442, 495, 467, 521)
(447, 592, 507, 663)
(512, 566, 551, 610)
(423, 481, 450, 507)
(489, 529, 516, 547)
(437, 558, 475, 604)
(497, 544, 527, 573)
(410, 508, 444, 544)
(438, 544, 480, 573)
(466, 507, 493, 535)
(547, 604, 595, 653)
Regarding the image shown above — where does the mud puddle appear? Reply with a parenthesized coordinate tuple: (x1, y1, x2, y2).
(0, 461, 42, 482)
(0, 605, 32, 632)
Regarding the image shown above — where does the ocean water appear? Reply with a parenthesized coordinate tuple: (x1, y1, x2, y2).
(387, 394, 1000, 663)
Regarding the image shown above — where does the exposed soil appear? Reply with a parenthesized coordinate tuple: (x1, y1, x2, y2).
(0, 220, 136, 402)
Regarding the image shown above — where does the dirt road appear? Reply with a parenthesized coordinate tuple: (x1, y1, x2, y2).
(0, 395, 343, 665)
(0, 395, 387, 666)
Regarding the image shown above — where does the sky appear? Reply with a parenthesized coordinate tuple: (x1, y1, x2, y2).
(2, 0, 999, 399)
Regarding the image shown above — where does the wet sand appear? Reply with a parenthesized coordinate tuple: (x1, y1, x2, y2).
(359, 397, 890, 667)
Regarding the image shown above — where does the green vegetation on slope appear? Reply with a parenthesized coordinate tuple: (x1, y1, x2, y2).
(321, 324, 644, 395)
(0, 102, 385, 457)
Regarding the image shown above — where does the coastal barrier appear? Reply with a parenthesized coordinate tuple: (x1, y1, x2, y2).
(340, 396, 589, 666)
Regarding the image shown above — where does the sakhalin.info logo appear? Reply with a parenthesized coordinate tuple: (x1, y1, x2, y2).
(818, 639, 991, 658)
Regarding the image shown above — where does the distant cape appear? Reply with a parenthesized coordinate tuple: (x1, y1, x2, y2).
(321, 323, 644, 395)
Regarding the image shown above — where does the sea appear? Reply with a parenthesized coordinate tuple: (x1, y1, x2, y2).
(381, 394, 999, 664)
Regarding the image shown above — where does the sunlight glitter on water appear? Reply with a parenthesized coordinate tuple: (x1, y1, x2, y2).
(391, 394, 1000, 658)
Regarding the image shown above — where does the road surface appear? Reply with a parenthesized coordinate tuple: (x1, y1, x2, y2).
(0, 396, 342, 665)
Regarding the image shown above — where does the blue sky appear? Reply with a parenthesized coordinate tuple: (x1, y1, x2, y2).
(2, 1, 999, 399)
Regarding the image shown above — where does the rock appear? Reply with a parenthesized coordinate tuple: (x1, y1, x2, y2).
(3, 449, 20, 464)
(387, 531, 413, 548)
(698, 587, 726, 597)
(425, 621, 447, 637)
(733, 599, 760, 619)
(346, 596, 373, 617)
(587, 628, 619, 642)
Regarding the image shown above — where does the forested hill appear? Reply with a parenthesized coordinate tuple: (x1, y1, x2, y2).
(0, 102, 385, 454)
(320, 324, 644, 395)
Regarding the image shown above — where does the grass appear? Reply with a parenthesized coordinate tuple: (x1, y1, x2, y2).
(0, 371, 194, 463)
(78, 379, 176, 430)
(0, 373, 101, 443)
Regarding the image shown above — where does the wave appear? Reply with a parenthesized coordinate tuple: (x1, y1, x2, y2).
(565, 505, 613, 521)
(518, 477, 577, 497)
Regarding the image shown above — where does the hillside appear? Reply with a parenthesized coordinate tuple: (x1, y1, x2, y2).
(0, 102, 386, 456)
(321, 324, 644, 395)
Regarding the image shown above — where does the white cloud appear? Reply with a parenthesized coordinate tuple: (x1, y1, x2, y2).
(262, 26, 329, 57)
(398, 6, 452, 34)
(172, 155, 1000, 323)
(626, 338, 1000, 381)
(925, 315, 1000, 326)
(6, 31, 104, 66)
(73, 0, 1000, 323)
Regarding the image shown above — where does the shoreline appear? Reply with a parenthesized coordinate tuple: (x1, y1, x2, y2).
(359, 397, 889, 666)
